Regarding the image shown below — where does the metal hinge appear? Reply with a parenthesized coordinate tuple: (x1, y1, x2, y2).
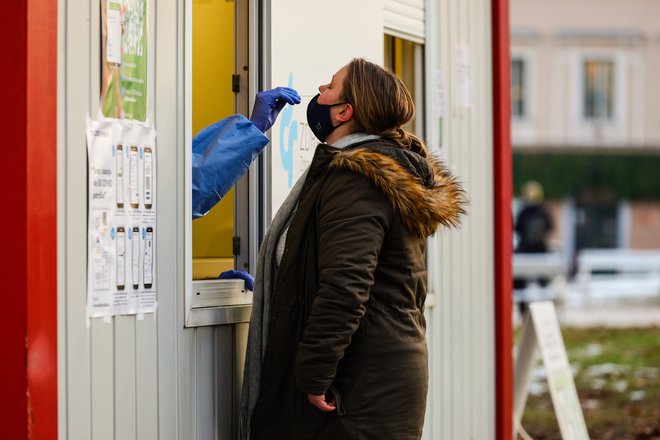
(233, 237, 241, 256)
(232, 74, 240, 93)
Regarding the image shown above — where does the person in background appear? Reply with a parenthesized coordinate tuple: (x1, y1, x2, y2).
(240, 58, 466, 440)
(513, 180, 554, 315)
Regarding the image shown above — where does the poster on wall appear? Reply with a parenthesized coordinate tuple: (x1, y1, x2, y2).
(86, 119, 157, 321)
(101, 0, 148, 122)
(269, 0, 383, 215)
(455, 44, 471, 110)
(431, 68, 446, 154)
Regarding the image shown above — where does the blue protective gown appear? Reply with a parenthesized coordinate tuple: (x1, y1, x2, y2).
(192, 115, 269, 219)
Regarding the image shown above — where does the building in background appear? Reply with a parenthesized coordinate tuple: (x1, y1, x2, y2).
(510, 0, 660, 270)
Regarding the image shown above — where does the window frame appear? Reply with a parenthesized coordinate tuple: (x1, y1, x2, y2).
(383, 33, 426, 140)
(510, 57, 527, 119)
(509, 49, 537, 146)
(183, 0, 261, 327)
(509, 50, 535, 123)
(582, 57, 616, 122)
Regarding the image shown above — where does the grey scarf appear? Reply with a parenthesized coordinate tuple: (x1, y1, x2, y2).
(238, 133, 378, 439)
(237, 166, 308, 439)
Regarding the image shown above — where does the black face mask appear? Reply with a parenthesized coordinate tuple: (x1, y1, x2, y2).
(306, 94, 348, 142)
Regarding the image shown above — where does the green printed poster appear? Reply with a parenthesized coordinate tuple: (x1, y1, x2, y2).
(101, 0, 148, 122)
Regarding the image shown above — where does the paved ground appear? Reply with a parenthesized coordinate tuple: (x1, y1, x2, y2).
(513, 299, 660, 328)
(558, 281, 660, 327)
(513, 278, 660, 328)
(555, 303, 660, 327)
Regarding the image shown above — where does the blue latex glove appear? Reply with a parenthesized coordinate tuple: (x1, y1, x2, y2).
(218, 270, 255, 291)
(250, 87, 301, 133)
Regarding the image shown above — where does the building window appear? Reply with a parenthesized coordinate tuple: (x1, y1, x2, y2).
(511, 58, 526, 119)
(583, 59, 614, 120)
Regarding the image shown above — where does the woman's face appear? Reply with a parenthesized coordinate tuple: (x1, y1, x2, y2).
(317, 65, 348, 106)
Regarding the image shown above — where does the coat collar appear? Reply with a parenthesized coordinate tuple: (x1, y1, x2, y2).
(329, 141, 467, 237)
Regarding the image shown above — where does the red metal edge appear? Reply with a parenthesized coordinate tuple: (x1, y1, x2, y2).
(1, 2, 28, 439)
(26, 0, 58, 438)
(492, 0, 513, 438)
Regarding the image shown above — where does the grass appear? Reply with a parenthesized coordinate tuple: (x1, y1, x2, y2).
(517, 327, 660, 440)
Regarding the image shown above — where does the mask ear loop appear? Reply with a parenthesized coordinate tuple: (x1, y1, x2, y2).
(331, 121, 347, 133)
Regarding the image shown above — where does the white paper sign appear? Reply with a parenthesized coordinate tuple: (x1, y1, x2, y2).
(456, 44, 471, 109)
(431, 68, 446, 152)
(86, 119, 157, 321)
(106, 1, 123, 64)
(529, 302, 590, 440)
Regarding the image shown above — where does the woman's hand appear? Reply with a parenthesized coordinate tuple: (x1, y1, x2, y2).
(307, 393, 336, 412)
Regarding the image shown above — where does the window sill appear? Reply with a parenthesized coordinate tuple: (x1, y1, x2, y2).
(185, 279, 253, 327)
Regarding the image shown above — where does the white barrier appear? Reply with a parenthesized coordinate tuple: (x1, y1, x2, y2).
(576, 249, 660, 301)
(513, 253, 567, 303)
(578, 249, 660, 278)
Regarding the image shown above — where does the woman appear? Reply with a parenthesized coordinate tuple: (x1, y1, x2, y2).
(240, 58, 466, 440)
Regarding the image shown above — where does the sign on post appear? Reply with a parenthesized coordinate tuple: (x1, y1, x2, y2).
(514, 301, 590, 440)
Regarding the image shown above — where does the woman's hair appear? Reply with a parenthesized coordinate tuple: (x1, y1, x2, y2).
(342, 58, 427, 157)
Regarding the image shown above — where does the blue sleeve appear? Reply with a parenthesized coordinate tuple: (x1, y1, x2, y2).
(192, 115, 269, 219)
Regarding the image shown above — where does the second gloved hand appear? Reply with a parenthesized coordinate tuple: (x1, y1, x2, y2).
(218, 270, 255, 291)
(249, 87, 301, 133)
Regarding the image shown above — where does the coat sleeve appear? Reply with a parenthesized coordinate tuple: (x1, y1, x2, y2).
(192, 115, 269, 219)
(295, 168, 393, 395)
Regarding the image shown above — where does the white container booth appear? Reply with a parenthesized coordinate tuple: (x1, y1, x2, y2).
(57, 0, 509, 438)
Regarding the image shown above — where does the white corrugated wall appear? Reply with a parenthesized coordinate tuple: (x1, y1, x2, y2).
(384, 0, 426, 43)
(58, 0, 242, 438)
(423, 0, 496, 439)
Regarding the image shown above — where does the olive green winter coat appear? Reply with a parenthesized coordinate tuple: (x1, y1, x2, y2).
(250, 140, 465, 440)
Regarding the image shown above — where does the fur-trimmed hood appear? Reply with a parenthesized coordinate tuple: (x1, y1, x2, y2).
(330, 142, 467, 237)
